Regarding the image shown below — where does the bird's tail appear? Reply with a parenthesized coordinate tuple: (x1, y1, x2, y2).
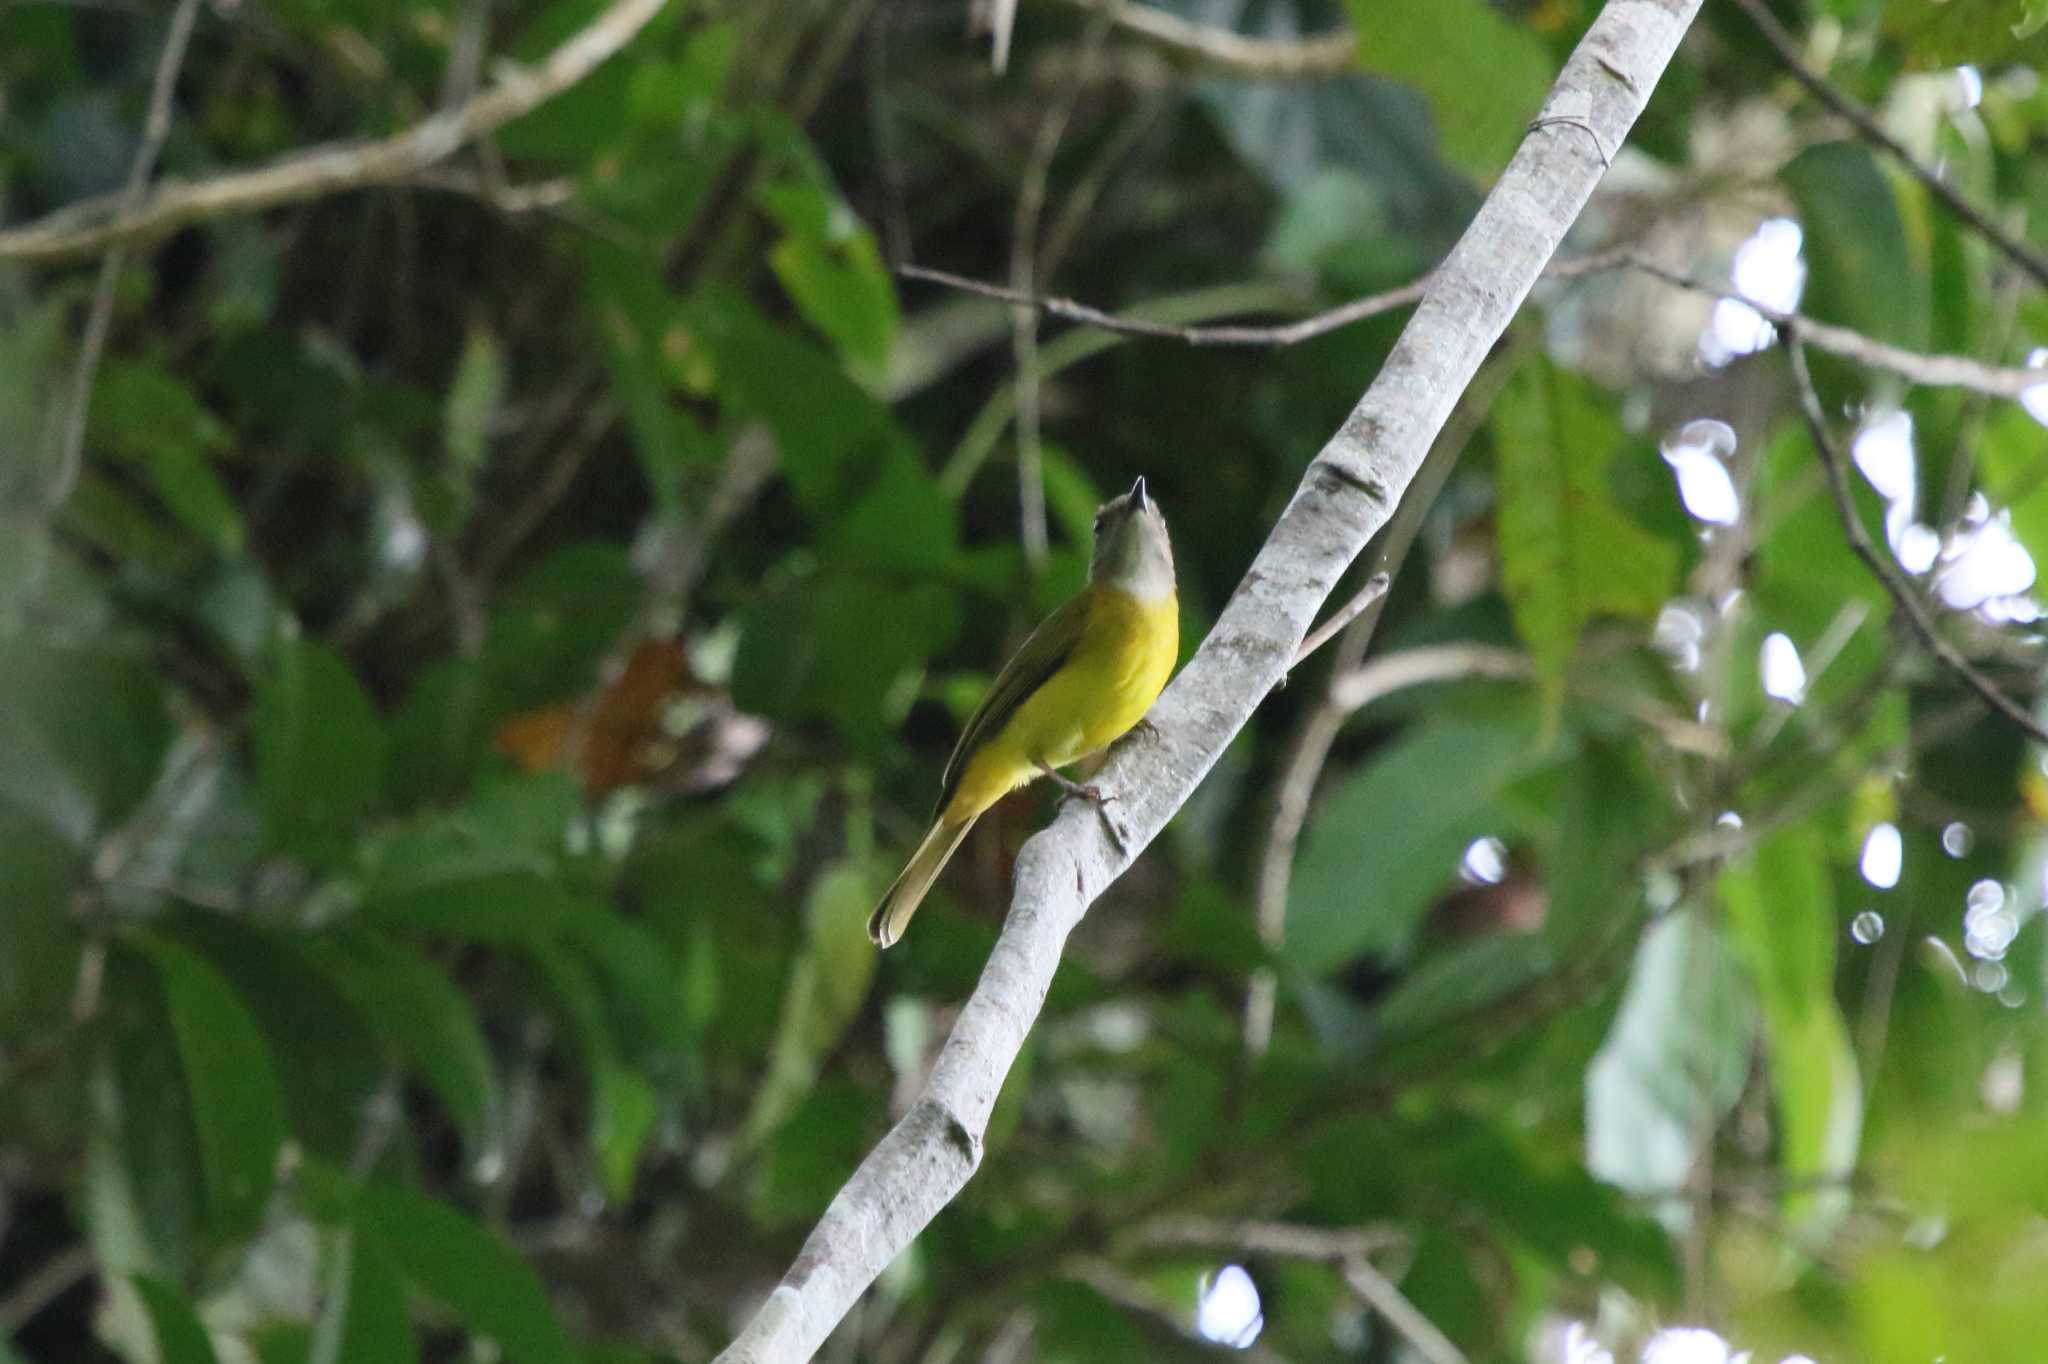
(868, 811, 978, 948)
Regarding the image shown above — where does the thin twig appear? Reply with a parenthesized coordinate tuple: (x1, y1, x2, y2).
(0, 0, 673, 263)
(0, 1244, 97, 1332)
(1627, 255, 2048, 399)
(1050, 0, 1356, 78)
(1786, 333, 2048, 747)
(1293, 572, 1390, 665)
(904, 254, 2048, 398)
(48, 0, 203, 512)
(1339, 1258, 1468, 1364)
(1008, 6, 1112, 571)
(1130, 1217, 1407, 1264)
(1729, 0, 2048, 291)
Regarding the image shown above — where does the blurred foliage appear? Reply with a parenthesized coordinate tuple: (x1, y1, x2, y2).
(3, 0, 2048, 1361)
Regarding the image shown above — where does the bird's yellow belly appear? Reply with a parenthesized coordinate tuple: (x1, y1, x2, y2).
(946, 587, 1177, 818)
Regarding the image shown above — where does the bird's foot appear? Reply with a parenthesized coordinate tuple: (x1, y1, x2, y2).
(1036, 762, 1132, 852)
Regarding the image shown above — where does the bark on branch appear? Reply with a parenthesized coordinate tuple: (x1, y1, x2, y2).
(0, 0, 673, 264)
(711, 2, 1706, 1360)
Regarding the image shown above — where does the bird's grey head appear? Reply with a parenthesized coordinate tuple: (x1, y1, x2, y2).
(1088, 476, 1175, 601)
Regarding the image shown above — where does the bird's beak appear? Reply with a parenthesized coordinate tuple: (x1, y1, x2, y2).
(1130, 476, 1149, 508)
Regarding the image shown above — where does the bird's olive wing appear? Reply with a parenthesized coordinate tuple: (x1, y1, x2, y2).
(937, 591, 1091, 812)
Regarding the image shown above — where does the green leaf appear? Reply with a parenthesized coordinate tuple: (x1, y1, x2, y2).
(525, 944, 657, 1202)
(301, 929, 500, 1164)
(1286, 704, 1541, 972)
(1492, 359, 1680, 709)
(1883, 0, 2048, 66)
(731, 575, 963, 752)
(1345, 0, 1554, 177)
(742, 861, 878, 1145)
(444, 326, 505, 473)
(0, 639, 172, 847)
(760, 175, 899, 370)
(90, 361, 245, 553)
(1543, 738, 1663, 946)
(0, 810, 83, 1036)
(253, 635, 387, 865)
(689, 287, 892, 516)
(133, 1275, 224, 1364)
(1586, 910, 1757, 1200)
(308, 1227, 416, 1364)
(1782, 142, 1928, 353)
(358, 1182, 572, 1364)
(145, 938, 286, 1241)
(166, 913, 385, 1164)
(1720, 824, 1862, 1227)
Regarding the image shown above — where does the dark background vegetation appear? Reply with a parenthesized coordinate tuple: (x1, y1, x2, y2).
(5, 0, 2048, 1360)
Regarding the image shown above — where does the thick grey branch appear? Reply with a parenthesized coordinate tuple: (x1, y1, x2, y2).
(710, 3, 1706, 1360)
(0, 0, 671, 264)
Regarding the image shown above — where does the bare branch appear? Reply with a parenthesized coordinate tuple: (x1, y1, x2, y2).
(1786, 334, 2048, 747)
(1627, 256, 2048, 399)
(1339, 1258, 1468, 1364)
(904, 255, 2048, 399)
(1293, 571, 1391, 666)
(48, 0, 204, 513)
(0, 0, 673, 264)
(1728, 0, 2048, 291)
(1129, 1216, 1407, 1264)
(1050, 0, 1357, 78)
(710, 2, 1707, 1360)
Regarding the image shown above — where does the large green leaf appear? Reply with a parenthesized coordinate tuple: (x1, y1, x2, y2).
(1883, 0, 2048, 67)
(301, 928, 501, 1164)
(308, 1226, 416, 1364)
(1543, 738, 1664, 946)
(760, 171, 899, 371)
(742, 861, 878, 1145)
(1720, 824, 1862, 1227)
(358, 1182, 572, 1364)
(0, 639, 172, 847)
(1586, 911, 1757, 1202)
(1344, 0, 1554, 178)
(145, 938, 287, 1243)
(253, 636, 387, 865)
(1782, 142, 1928, 353)
(1492, 360, 1680, 709)
(731, 575, 963, 752)
(90, 360, 245, 554)
(1286, 703, 1541, 972)
(133, 1275, 224, 1364)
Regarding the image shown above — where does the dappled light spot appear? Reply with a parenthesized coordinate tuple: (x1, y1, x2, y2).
(1642, 1326, 1742, 1364)
(1760, 631, 1806, 704)
(1943, 821, 1974, 857)
(1699, 218, 1805, 368)
(1964, 879, 2017, 960)
(1661, 419, 1740, 525)
(1850, 409, 1927, 560)
(1653, 600, 1707, 672)
(1955, 64, 1984, 110)
(1195, 1265, 1263, 1349)
(2023, 348, 2048, 426)
(1934, 497, 2036, 611)
(1461, 835, 1508, 885)
(1860, 822, 1902, 889)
